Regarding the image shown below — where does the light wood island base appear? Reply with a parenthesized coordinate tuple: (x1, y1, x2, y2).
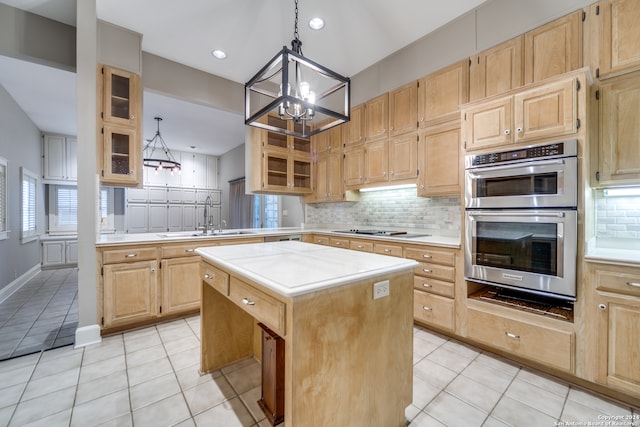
(198, 242, 415, 427)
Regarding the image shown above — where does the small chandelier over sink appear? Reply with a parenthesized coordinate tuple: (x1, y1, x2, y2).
(143, 117, 181, 175)
(244, 0, 350, 138)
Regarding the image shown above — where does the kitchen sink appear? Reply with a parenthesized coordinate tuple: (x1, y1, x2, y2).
(158, 230, 256, 238)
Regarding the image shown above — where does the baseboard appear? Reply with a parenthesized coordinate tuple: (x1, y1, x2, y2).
(0, 264, 41, 304)
(74, 324, 102, 348)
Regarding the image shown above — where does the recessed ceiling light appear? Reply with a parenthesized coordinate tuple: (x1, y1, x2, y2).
(309, 17, 325, 30)
(211, 49, 227, 59)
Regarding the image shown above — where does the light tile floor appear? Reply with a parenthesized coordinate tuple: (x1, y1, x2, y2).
(0, 315, 637, 426)
(0, 268, 78, 361)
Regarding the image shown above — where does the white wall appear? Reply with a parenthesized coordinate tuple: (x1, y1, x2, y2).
(0, 84, 44, 290)
(218, 143, 246, 225)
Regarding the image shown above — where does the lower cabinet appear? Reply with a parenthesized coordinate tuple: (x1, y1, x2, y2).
(414, 291, 455, 331)
(161, 256, 201, 316)
(103, 260, 159, 328)
(466, 304, 574, 373)
(42, 239, 78, 268)
(589, 263, 640, 398)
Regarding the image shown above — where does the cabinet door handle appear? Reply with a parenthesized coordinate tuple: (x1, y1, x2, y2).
(627, 282, 640, 288)
(516, 127, 523, 133)
(422, 306, 432, 311)
(185, 249, 195, 253)
(504, 129, 510, 135)
(598, 303, 607, 311)
(150, 268, 156, 273)
(125, 253, 137, 258)
(505, 331, 520, 340)
(204, 274, 212, 280)
(242, 298, 256, 306)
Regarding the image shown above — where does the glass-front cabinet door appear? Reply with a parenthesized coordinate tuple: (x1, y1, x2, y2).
(102, 66, 139, 127)
(102, 124, 139, 185)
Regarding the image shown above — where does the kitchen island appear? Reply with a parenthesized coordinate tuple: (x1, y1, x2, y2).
(196, 241, 417, 427)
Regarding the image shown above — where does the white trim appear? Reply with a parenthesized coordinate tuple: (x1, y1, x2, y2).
(0, 264, 41, 304)
(74, 324, 102, 348)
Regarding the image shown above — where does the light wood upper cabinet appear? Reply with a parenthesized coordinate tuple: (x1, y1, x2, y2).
(469, 36, 524, 102)
(463, 72, 583, 151)
(365, 93, 389, 142)
(98, 64, 142, 187)
(343, 104, 365, 147)
(597, 0, 640, 78)
(524, 10, 583, 84)
(389, 132, 418, 181)
(364, 139, 389, 184)
(306, 152, 348, 203)
(513, 75, 578, 142)
(418, 60, 469, 127)
(596, 71, 640, 185)
(418, 123, 461, 197)
(313, 125, 342, 155)
(462, 95, 513, 151)
(389, 82, 418, 137)
(343, 145, 365, 188)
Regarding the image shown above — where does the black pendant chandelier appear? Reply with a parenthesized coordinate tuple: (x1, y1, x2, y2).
(143, 117, 181, 174)
(244, 0, 350, 138)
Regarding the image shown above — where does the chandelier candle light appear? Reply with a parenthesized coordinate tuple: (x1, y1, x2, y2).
(244, 0, 350, 138)
(143, 117, 181, 175)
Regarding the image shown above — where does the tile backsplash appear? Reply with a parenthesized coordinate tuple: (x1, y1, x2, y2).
(305, 188, 461, 236)
(595, 190, 640, 239)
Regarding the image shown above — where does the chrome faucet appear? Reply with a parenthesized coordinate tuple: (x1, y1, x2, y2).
(218, 219, 227, 233)
(202, 194, 213, 235)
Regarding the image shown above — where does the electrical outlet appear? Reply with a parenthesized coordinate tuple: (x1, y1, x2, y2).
(373, 280, 390, 299)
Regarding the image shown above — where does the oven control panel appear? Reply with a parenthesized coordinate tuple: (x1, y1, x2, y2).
(467, 139, 577, 168)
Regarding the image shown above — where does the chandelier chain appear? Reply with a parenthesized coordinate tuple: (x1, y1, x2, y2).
(293, 0, 300, 42)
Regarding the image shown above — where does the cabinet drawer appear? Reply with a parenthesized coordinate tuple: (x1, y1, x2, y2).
(350, 240, 374, 252)
(413, 276, 455, 298)
(313, 236, 330, 246)
(329, 237, 350, 249)
(103, 247, 157, 264)
(405, 247, 455, 266)
(414, 261, 455, 282)
(594, 265, 640, 297)
(201, 263, 229, 296)
(162, 243, 208, 258)
(414, 290, 454, 331)
(229, 277, 285, 336)
(375, 243, 403, 257)
(466, 307, 574, 372)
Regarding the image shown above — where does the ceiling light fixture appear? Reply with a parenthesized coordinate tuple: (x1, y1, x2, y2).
(143, 117, 181, 175)
(244, 0, 350, 138)
(212, 49, 227, 59)
(309, 17, 325, 30)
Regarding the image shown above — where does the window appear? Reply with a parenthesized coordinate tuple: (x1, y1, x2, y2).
(252, 194, 280, 228)
(21, 167, 38, 242)
(49, 185, 77, 233)
(0, 157, 7, 240)
(100, 187, 115, 233)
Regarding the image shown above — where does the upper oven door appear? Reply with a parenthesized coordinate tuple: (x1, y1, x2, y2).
(465, 157, 577, 209)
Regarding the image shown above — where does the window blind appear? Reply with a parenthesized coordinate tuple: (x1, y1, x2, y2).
(21, 168, 38, 240)
(0, 158, 7, 234)
(56, 186, 77, 228)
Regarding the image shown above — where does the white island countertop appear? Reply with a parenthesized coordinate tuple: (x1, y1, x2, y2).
(196, 240, 418, 297)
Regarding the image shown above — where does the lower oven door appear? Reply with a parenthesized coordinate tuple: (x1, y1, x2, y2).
(464, 209, 577, 300)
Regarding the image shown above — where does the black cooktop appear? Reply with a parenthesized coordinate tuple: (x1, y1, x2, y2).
(333, 229, 431, 238)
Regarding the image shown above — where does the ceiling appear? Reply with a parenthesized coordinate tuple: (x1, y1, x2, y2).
(0, 0, 488, 156)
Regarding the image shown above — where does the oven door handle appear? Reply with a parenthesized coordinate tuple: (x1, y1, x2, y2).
(467, 159, 565, 176)
(467, 211, 566, 218)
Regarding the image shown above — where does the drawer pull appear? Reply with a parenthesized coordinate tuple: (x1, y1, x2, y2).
(422, 306, 432, 311)
(335, 242, 342, 246)
(423, 269, 432, 273)
(505, 332, 520, 340)
(357, 245, 364, 249)
(627, 282, 640, 288)
(422, 255, 432, 259)
(422, 283, 432, 288)
(384, 249, 391, 252)
(125, 253, 138, 258)
(185, 249, 195, 253)
(242, 298, 256, 306)
(204, 274, 212, 280)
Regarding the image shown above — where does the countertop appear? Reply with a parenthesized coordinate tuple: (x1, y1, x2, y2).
(196, 240, 418, 297)
(96, 227, 460, 248)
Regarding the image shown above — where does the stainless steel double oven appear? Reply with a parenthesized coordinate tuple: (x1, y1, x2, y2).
(464, 140, 578, 301)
